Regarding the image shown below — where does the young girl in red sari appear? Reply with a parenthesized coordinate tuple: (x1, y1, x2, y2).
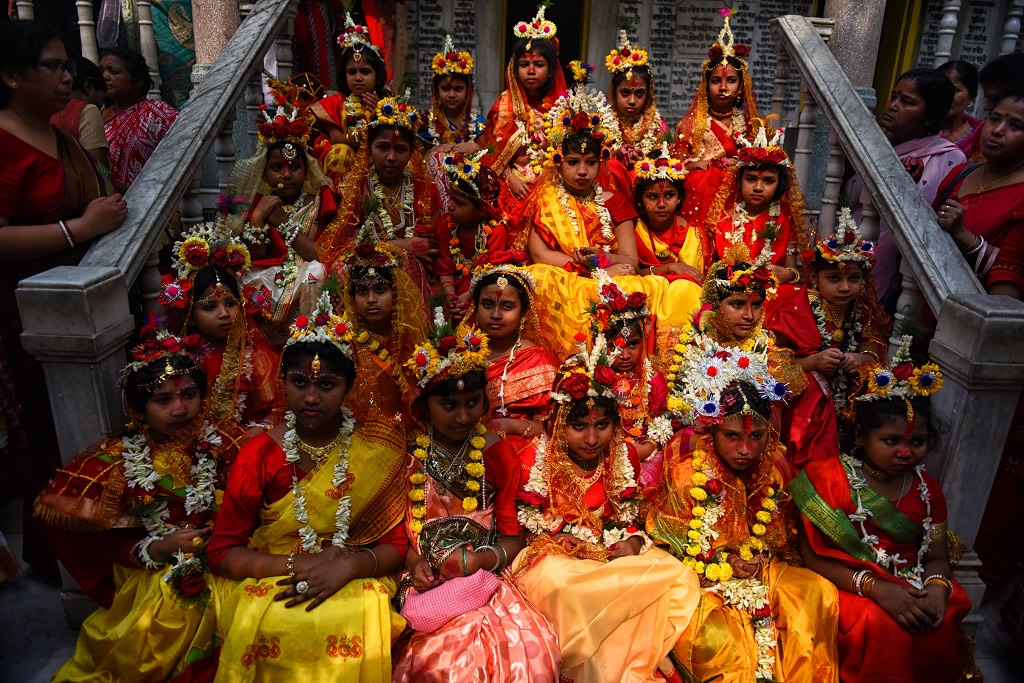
(766, 208, 888, 467)
(161, 222, 285, 428)
(605, 31, 668, 175)
(392, 315, 560, 681)
(482, 5, 567, 230)
(790, 336, 974, 683)
(420, 34, 485, 154)
(672, 9, 759, 221)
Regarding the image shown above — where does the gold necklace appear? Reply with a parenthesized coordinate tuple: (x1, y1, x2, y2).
(861, 457, 895, 481)
(298, 430, 348, 466)
(977, 163, 1024, 193)
(818, 296, 849, 327)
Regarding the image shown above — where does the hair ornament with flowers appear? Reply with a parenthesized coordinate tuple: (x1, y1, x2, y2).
(588, 270, 650, 336)
(468, 249, 536, 294)
(441, 148, 488, 198)
(406, 307, 490, 388)
(432, 34, 474, 76)
(704, 243, 779, 303)
(605, 30, 649, 74)
(122, 319, 207, 388)
(344, 215, 405, 275)
(857, 335, 942, 407)
(550, 333, 625, 405)
(369, 89, 419, 131)
(162, 221, 251, 311)
(810, 207, 876, 268)
(634, 142, 687, 182)
(704, 8, 751, 71)
(337, 12, 383, 60)
(514, 3, 557, 49)
(256, 78, 312, 149)
(734, 117, 789, 167)
(667, 336, 788, 427)
(286, 288, 356, 358)
(537, 83, 623, 167)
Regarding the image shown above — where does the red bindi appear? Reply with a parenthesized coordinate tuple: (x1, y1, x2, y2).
(743, 413, 753, 433)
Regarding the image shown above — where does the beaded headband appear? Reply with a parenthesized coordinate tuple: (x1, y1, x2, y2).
(468, 250, 536, 295)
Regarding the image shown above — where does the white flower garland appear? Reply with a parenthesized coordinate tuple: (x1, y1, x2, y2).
(840, 453, 933, 588)
(283, 408, 357, 553)
(809, 294, 862, 415)
(727, 201, 781, 250)
(370, 170, 415, 239)
(620, 104, 662, 157)
(122, 422, 221, 568)
(557, 181, 614, 253)
(708, 577, 778, 681)
(231, 347, 254, 423)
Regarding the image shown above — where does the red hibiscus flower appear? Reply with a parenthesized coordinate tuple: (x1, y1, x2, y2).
(563, 373, 591, 399)
(211, 249, 229, 269)
(571, 112, 591, 129)
(893, 363, 915, 381)
(184, 243, 209, 266)
(594, 365, 617, 386)
(735, 44, 751, 58)
(573, 332, 587, 343)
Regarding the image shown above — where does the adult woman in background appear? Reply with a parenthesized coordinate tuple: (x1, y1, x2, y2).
(0, 20, 125, 572)
(101, 47, 177, 189)
(51, 56, 110, 172)
(844, 68, 965, 296)
(938, 60, 982, 159)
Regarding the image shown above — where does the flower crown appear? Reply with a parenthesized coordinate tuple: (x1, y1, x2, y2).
(605, 30, 649, 74)
(123, 320, 206, 388)
(344, 217, 404, 274)
(256, 80, 311, 148)
(540, 84, 623, 166)
(337, 12, 383, 60)
(432, 34, 473, 76)
(812, 207, 876, 267)
(405, 307, 489, 388)
(857, 335, 942, 404)
(441, 148, 485, 193)
(734, 118, 789, 167)
(667, 336, 788, 426)
(162, 222, 251, 310)
(550, 333, 624, 405)
(634, 142, 686, 182)
(513, 4, 557, 49)
(705, 244, 778, 303)
(368, 90, 419, 131)
(469, 250, 535, 294)
(286, 289, 355, 358)
(704, 8, 751, 71)
(588, 271, 649, 335)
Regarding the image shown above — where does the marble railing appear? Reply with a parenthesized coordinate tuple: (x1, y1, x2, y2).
(773, 14, 1024, 625)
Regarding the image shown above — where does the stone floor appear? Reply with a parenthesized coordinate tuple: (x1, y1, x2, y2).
(0, 497, 1022, 682)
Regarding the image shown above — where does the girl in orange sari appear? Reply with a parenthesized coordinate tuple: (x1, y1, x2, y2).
(513, 342, 702, 682)
(392, 314, 561, 681)
(672, 9, 759, 222)
(790, 337, 973, 682)
(160, 222, 284, 428)
(482, 5, 567, 232)
(649, 347, 839, 683)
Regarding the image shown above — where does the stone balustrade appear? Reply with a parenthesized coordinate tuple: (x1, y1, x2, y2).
(772, 14, 1024, 628)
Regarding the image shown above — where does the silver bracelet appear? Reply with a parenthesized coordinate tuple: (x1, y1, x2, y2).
(58, 220, 75, 248)
(476, 545, 503, 572)
(852, 569, 870, 596)
(360, 547, 378, 576)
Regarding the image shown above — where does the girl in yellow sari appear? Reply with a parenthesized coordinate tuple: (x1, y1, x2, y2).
(522, 84, 702, 358)
(207, 291, 407, 682)
(513, 339, 702, 682)
(36, 325, 246, 682)
(648, 347, 839, 682)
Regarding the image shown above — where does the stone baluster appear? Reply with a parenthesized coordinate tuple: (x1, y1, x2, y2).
(181, 171, 204, 233)
(215, 113, 237, 198)
(239, 3, 264, 149)
(274, 0, 298, 80)
(136, 1, 164, 99)
(818, 128, 845, 238)
(793, 79, 818, 198)
(771, 44, 791, 126)
(14, 1, 32, 19)
(76, 1, 99, 63)
(933, 0, 962, 66)
(857, 186, 880, 242)
(138, 242, 164, 315)
(888, 260, 925, 359)
(1001, 0, 1024, 54)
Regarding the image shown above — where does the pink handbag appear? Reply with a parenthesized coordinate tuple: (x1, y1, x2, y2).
(400, 569, 501, 632)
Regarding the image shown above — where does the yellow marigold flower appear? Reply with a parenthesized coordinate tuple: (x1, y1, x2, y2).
(765, 487, 775, 496)
(368, 339, 379, 351)
(410, 519, 423, 533)
(408, 489, 425, 502)
(669, 364, 680, 373)
(413, 448, 428, 461)
(686, 544, 701, 556)
(689, 519, 703, 529)
(462, 497, 479, 512)
(762, 498, 777, 511)
(689, 487, 708, 501)
(692, 506, 706, 518)
(409, 473, 426, 485)
(750, 537, 765, 550)
(694, 561, 706, 574)
(357, 331, 370, 343)
(687, 530, 702, 541)
(683, 557, 696, 568)
(466, 480, 481, 492)
(756, 511, 772, 523)
(415, 434, 431, 448)
(739, 545, 753, 561)
(752, 523, 767, 536)
(674, 344, 687, 353)
(470, 436, 486, 449)
(667, 397, 684, 412)
(666, 374, 676, 382)
(474, 423, 487, 435)
(672, 355, 683, 364)
(465, 463, 485, 478)
(468, 449, 483, 461)
(379, 349, 389, 360)
(412, 504, 426, 518)
(692, 472, 708, 486)
(717, 562, 733, 581)
(705, 564, 720, 581)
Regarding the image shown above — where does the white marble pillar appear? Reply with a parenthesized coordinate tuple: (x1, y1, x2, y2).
(793, 80, 818, 194)
(822, 0, 886, 89)
(934, 0, 963, 66)
(1001, 0, 1024, 55)
(136, 1, 163, 99)
(818, 129, 845, 238)
(76, 1, 99, 63)
(14, 1, 32, 20)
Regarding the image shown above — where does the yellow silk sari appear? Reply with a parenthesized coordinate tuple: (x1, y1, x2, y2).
(525, 184, 702, 358)
(213, 425, 407, 683)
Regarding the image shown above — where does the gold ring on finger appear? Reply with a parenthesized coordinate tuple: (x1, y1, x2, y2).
(192, 537, 203, 548)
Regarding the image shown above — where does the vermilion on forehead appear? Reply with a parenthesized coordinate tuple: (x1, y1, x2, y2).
(480, 284, 519, 302)
(647, 180, 676, 194)
(522, 53, 542, 62)
(712, 65, 738, 78)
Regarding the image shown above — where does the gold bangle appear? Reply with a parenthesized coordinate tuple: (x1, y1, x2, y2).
(286, 552, 296, 577)
(521, 422, 534, 439)
(787, 267, 801, 284)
